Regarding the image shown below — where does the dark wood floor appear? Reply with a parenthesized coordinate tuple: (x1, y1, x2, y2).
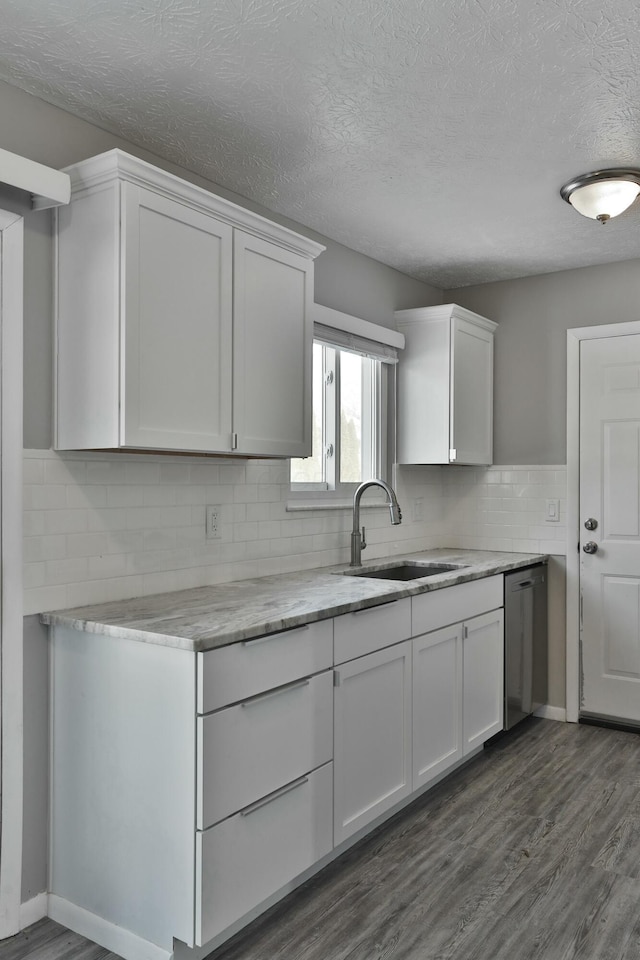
(6, 719, 640, 960)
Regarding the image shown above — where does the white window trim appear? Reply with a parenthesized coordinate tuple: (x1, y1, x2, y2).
(289, 305, 403, 510)
(312, 303, 405, 351)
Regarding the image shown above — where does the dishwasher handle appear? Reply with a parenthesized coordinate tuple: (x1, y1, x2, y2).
(508, 570, 545, 592)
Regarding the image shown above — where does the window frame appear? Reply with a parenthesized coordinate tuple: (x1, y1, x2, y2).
(289, 337, 395, 505)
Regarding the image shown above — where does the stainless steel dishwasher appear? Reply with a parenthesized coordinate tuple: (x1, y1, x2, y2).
(504, 565, 547, 730)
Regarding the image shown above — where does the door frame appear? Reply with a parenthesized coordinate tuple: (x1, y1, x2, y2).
(566, 320, 640, 723)
(0, 209, 24, 938)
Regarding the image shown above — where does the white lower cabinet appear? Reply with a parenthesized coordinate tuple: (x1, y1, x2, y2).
(333, 640, 412, 844)
(462, 608, 505, 753)
(412, 623, 463, 789)
(47, 573, 508, 960)
(412, 604, 504, 792)
(196, 762, 333, 945)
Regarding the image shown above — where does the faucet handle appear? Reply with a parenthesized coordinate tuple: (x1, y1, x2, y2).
(361, 526, 367, 551)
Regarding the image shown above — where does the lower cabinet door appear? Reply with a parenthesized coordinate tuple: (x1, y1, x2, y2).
(462, 608, 504, 754)
(195, 762, 333, 946)
(412, 624, 463, 789)
(333, 641, 412, 845)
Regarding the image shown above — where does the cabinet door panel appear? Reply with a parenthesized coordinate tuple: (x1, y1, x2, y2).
(463, 608, 504, 753)
(196, 762, 333, 946)
(413, 624, 463, 789)
(197, 670, 333, 829)
(334, 641, 411, 844)
(233, 231, 312, 457)
(450, 316, 493, 464)
(122, 184, 233, 451)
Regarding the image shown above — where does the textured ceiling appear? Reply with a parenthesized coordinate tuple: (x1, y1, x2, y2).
(1, 0, 640, 287)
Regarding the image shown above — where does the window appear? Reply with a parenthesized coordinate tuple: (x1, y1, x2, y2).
(290, 318, 399, 500)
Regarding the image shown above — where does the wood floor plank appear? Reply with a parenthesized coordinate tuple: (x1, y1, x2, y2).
(7, 720, 640, 960)
(0, 919, 116, 960)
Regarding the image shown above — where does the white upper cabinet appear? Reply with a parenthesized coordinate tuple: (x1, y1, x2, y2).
(54, 150, 324, 456)
(232, 231, 313, 457)
(395, 304, 497, 465)
(121, 183, 234, 452)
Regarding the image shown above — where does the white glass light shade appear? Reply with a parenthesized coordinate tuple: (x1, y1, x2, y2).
(567, 179, 640, 221)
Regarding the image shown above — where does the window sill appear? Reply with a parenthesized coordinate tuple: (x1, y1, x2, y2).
(285, 499, 388, 513)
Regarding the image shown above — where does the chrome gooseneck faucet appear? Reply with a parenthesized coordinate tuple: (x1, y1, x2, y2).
(350, 479, 402, 566)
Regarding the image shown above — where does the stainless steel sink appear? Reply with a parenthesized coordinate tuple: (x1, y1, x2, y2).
(345, 561, 467, 581)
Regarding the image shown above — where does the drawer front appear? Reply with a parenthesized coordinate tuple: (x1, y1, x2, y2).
(334, 598, 411, 665)
(195, 762, 333, 946)
(412, 575, 503, 637)
(197, 618, 333, 713)
(197, 670, 333, 829)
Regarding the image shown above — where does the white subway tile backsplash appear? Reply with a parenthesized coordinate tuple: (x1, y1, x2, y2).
(24, 458, 44, 485)
(107, 486, 146, 508)
(66, 533, 109, 558)
(86, 460, 128, 485)
(23, 451, 567, 616)
(67, 484, 109, 509)
(45, 509, 88, 535)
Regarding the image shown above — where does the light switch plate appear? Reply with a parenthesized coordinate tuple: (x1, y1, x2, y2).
(545, 498, 560, 522)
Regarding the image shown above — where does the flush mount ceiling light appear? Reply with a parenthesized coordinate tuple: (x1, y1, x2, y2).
(560, 168, 640, 224)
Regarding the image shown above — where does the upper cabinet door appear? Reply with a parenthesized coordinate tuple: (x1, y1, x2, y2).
(54, 150, 324, 455)
(450, 315, 494, 465)
(232, 231, 313, 458)
(395, 304, 497, 466)
(121, 184, 233, 452)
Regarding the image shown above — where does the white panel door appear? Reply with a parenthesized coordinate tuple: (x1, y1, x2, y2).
(580, 335, 640, 722)
(462, 609, 504, 753)
(412, 624, 463, 789)
(333, 641, 412, 844)
(233, 231, 312, 457)
(450, 316, 494, 464)
(122, 183, 233, 451)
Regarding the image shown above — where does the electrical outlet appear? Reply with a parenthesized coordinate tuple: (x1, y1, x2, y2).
(206, 505, 222, 539)
(413, 497, 424, 522)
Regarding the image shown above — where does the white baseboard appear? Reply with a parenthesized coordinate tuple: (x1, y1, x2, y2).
(19, 892, 48, 930)
(534, 704, 567, 722)
(48, 895, 171, 960)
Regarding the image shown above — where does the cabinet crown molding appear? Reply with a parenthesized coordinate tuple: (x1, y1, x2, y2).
(59, 149, 325, 260)
(394, 303, 497, 334)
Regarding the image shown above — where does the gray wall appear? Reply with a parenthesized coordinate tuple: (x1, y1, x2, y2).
(4, 78, 443, 902)
(448, 259, 640, 464)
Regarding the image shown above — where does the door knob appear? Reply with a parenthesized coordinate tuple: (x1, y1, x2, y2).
(584, 518, 598, 531)
(583, 541, 598, 554)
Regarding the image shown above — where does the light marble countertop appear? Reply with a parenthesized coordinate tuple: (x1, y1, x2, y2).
(40, 548, 547, 653)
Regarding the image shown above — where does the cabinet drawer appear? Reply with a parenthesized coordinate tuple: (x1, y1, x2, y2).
(334, 598, 411, 665)
(411, 575, 503, 636)
(197, 619, 333, 713)
(195, 761, 333, 946)
(197, 670, 333, 829)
